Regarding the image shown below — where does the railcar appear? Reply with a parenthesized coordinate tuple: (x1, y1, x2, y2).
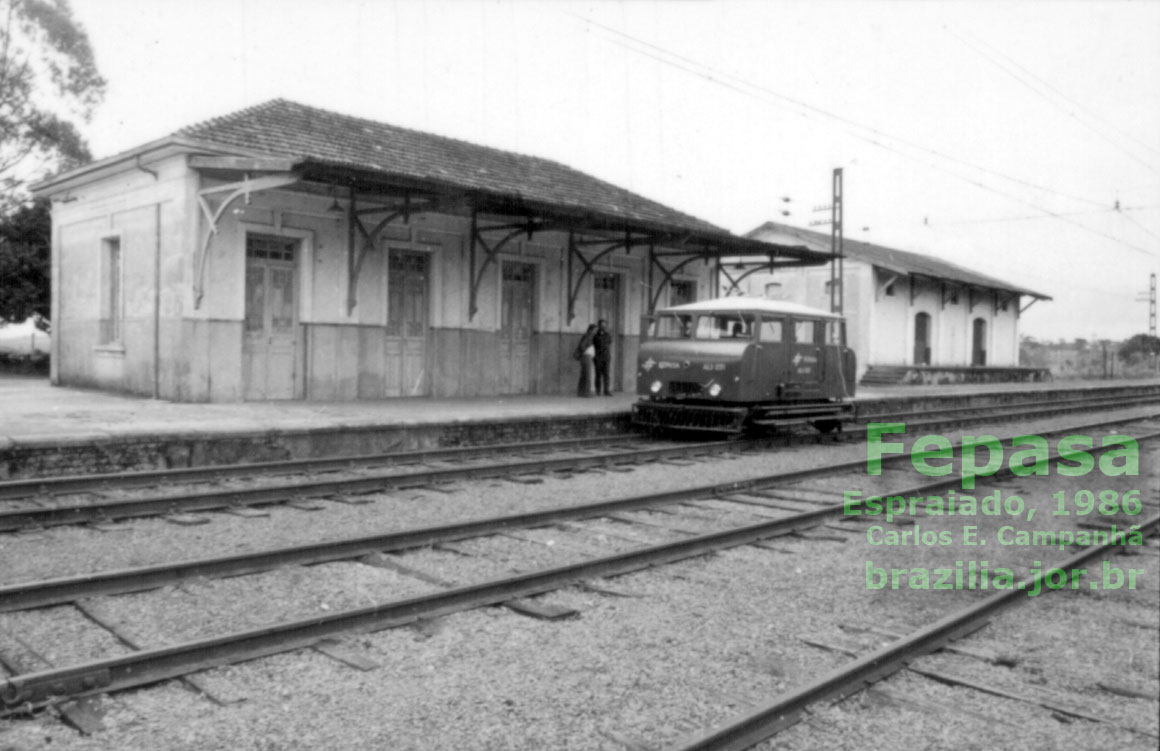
(632, 298, 857, 434)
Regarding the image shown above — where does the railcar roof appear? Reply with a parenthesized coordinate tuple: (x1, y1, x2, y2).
(656, 297, 844, 319)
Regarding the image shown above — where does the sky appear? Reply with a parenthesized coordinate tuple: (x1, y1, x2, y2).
(63, 0, 1160, 343)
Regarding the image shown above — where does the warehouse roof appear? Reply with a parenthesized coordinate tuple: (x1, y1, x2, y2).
(747, 221, 1051, 300)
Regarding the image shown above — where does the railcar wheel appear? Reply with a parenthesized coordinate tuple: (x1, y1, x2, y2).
(812, 419, 842, 434)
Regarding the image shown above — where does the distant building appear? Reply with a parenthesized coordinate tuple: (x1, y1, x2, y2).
(32, 100, 828, 401)
(743, 222, 1051, 384)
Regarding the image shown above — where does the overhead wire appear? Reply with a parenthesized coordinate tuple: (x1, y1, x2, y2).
(562, 9, 1159, 258)
(565, 9, 1115, 210)
(946, 26, 1160, 169)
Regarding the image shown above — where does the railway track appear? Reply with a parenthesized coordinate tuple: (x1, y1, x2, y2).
(3, 412, 1156, 714)
(861, 388, 1160, 429)
(3, 391, 1157, 532)
(665, 514, 1160, 751)
(2, 411, 1156, 613)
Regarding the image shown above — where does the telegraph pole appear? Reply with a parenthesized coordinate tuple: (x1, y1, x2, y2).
(831, 168, 844, 314)
(810, 168, 845, 313)
(1150, 272, 1156, 338)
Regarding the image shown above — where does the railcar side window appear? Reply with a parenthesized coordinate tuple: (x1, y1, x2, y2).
(693, 314, 753, 340)
(649, 315, 693, 339)
(760, 319, 783, 342)
(793, 320, 817, 344)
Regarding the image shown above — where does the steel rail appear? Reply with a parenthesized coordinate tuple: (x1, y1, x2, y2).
(0, 434, 645, 501)
(859, 390, 1160, 425)
(0, 491, 854, 708)
(0, 437, 754, 531)
(1, 419, 1157, 612)
(0, 428, 1155, 713)
(664, 513, 1160, 751)
(4, 403, 1158, 533)
(3, 387, 1154, 503)
(4, 420, 1157, 613)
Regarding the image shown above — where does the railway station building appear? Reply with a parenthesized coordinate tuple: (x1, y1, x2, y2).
(33, 100, 832, 402)
(741, 221, 1052, 385)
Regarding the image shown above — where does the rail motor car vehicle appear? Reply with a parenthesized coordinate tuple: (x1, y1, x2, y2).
(632, 297, 857, 433)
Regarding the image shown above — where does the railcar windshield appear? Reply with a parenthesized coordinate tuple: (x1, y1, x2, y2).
(649, 313, 756, 340)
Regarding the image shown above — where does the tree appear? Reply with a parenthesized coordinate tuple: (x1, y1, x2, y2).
(1118, 333, 1160, 361)
(1, 0, 106, 213)
(0, 196, 50, 328)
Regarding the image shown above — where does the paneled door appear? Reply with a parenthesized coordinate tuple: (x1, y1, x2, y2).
(243, 235, 300, 400)
(386, 249, 429, 396)
(593, 272, 621, 390)
(500, 262, 536, 394)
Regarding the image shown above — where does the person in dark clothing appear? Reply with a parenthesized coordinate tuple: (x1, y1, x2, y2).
(593, 319, 613, 396)
(575, 324, 597, 396)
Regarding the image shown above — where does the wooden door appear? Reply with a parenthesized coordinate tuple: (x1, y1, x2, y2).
(243, 235, 299, 400)
(972, 318, 987, 366)
(914, 312, 931, 365)
(386, 249, 429, 397)
(593, 272, 621, 389)
(500, 262, 535, 394)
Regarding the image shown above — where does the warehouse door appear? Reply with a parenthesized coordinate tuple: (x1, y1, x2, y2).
(386, 249, 429, 396)
(914, 312, 931, 365)
(243, 235, 300, 400)
(972, 318, 987, 365)
(593, 272, 621, 390)
(500, 262, 536, 394)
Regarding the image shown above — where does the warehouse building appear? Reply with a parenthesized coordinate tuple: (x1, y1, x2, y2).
(33, 100, 829, 401)
(742, 221, 1051, 384)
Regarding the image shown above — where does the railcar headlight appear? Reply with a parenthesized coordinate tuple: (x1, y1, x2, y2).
(650, 380, 662, 394)
(708, 383, 722, 397)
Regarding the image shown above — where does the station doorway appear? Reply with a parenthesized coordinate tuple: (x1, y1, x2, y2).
(386, 249, 430, 396)
(972, 318, 987, 365)
(914, 312, 931, 365)
(500, 262, 536, 394)
(243, 235, 301, 400)
(593, 272, 622, 391)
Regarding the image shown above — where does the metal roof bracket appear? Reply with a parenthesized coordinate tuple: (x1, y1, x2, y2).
(194, 172, 300, 309)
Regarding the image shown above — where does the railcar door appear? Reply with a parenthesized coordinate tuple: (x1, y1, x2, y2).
(756, 316, 786, 400)
(820, 319, 855, 397)
(785, 318, 824, 399)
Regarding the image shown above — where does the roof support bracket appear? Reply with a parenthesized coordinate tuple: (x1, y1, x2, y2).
(718, 256, 777, 297)
(347, 193, 429, 314)
(876, 273, 899, 302)
(565, 234, 631, 324)
(194, 172, 299, 309)
(647, 252, 703, 312)
(1019, 296, 1036, 315)
(467, 209, 556, 320)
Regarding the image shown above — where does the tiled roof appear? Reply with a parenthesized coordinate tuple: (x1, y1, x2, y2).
(177, 99, 726, 237)
(747, 221, 1050, 300)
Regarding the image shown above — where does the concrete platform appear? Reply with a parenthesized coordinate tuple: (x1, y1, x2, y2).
(0, 376, 636, 478)
(1, 375, 1158, 479)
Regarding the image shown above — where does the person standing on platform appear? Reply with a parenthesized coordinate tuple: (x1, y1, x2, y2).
(594, 318, 613, 396)
(575, 324, 597, 397)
